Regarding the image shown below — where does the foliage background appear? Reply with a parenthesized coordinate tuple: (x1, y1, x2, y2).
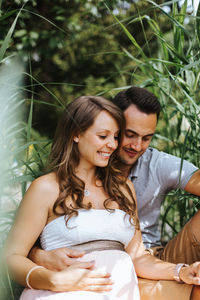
(0, 0, 199, 298)
(1, 0, 170, 137)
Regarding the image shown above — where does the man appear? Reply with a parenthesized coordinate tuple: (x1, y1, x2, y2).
(30, 87, 200, 299)
(111, 87, 200, 299)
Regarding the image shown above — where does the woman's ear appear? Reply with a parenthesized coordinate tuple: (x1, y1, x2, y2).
(73, 136, 79, 143)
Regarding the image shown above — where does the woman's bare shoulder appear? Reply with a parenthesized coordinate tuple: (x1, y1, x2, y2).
(26, 172, 59, 203)
(33, 172, 58, 188)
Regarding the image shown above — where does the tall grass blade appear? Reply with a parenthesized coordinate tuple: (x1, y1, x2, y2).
(196, 0, 200, 43)
(104, 3, 148, 61)
(0, 9, 22, 61)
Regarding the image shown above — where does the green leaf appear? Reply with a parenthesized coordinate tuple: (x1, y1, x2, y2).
(30, 31, 39, 39)
(14, 29, 27, 38)
(104, 3, 148, 61)
(0, 9, 22, 61)
(0, 9, 18, 21)
(196, 0, 200, 43)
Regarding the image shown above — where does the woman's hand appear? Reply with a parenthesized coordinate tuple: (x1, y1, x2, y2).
(29, 246, 85, 271)
(48, 261, 113, 292)
(179, 262, 200, 285)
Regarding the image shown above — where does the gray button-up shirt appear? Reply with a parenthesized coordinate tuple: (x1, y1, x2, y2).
(129, 147, 198, 248)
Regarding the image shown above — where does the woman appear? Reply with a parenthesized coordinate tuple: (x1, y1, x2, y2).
(5, 96, 200, 300)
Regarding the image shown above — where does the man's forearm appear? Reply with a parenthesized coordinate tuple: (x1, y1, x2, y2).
(28, 245, 85, 271)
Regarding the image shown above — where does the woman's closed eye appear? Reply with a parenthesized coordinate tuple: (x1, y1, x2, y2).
(99, 135, 119, 140)
(99, 135, 107, 139)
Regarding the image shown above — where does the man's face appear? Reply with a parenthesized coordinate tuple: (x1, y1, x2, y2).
(119, 104, 157, 166)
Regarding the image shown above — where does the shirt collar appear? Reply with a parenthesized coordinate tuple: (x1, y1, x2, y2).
(128, 147, 153, 180)
(128, 159, 140, 180)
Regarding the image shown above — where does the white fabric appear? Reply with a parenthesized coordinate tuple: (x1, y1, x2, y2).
(20, 250, 140, 300)
(20, 209, 140, 300)
(40, 209, 135, 251)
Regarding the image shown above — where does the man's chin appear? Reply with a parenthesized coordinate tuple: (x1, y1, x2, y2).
(117, 155, 137, 166)
(118, 151, 143, 166)
(125, 157, 138, 165)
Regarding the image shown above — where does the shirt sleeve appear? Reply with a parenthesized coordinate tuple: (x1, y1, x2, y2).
(153, 151, 198, 191)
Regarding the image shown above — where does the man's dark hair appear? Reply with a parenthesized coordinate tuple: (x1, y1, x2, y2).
(112, 86, 161, 120)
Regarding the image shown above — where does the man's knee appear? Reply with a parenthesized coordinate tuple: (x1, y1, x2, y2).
(138, 278, 192, 300)
(191, 211, 200, 242)
(190, 286, 200, 300)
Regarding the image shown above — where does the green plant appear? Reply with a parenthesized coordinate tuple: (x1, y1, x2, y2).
(0, 10, 53, 299)
(107, 0, 200, 240)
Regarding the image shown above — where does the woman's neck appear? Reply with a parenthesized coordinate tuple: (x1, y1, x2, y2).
(75, 165, 97, 186)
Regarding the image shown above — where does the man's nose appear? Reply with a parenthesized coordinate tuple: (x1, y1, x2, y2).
(130, 138, 142, 152)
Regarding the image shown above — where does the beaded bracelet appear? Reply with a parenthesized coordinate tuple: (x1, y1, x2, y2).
(26, 266, 45, 289)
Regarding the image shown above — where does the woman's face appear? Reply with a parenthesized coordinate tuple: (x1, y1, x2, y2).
(74, 110, 119, 169)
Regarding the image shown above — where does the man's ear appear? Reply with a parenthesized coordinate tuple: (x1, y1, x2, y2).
(73, 136, 79, 143)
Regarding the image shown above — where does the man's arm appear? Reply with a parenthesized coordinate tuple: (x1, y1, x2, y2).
(184, 170, 200, 196)
(29, 245, 85, 271)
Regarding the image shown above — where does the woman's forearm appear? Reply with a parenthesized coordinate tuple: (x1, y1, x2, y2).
(133, 253, 175, 280)
(134, 253, 200, 286)
(6, 254, 55, 290)
(6, 254, 114, 292)
(126, 229, 176, 281)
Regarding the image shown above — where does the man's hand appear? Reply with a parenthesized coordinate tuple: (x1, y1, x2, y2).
(29, 246, 85, 271)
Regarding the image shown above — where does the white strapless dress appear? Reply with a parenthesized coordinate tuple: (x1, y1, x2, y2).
(20, 209, 140, 300)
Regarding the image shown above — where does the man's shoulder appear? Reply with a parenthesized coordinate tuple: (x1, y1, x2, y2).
(141, 147, 179, 162)
(139, 147, 198, 175)
(130, 147, 197, 179)
(137, 148, 184, 173)
(140, 147, 165, 162)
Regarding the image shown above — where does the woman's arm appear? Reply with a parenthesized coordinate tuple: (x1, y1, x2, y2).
(126, 228, 200, 284)
(4, 174, 59, 288)
(126, 229, 176, 280)
(4, 174, 113, 292)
